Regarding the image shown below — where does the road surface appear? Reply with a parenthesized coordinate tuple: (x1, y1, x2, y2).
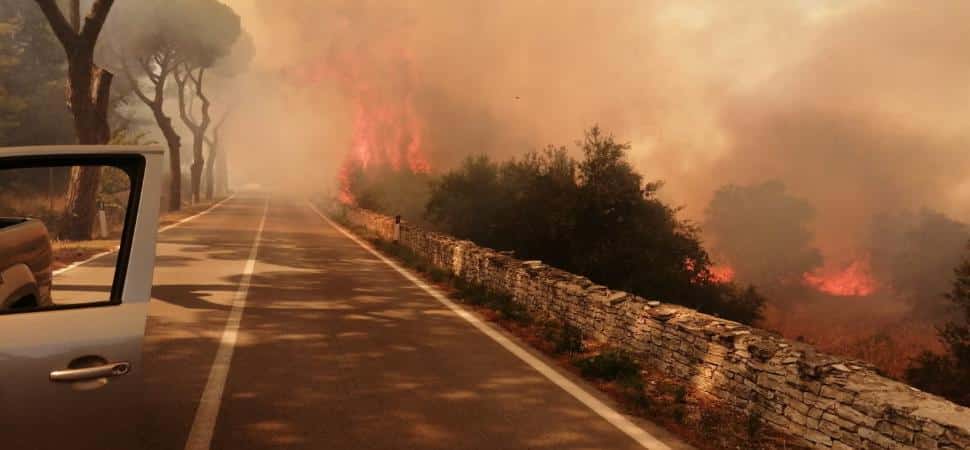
(65, 193, 692, 450)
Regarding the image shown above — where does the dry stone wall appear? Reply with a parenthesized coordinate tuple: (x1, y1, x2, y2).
(343, 207, 970, 449)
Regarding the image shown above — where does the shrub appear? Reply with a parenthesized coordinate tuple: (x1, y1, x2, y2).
(746, 406, 766, 442)
(426, 126, 764, 324)
(575, 350, 641, 384)
(554, 322, 585, 355)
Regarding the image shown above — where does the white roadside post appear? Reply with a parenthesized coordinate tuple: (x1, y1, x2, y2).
(96, 199, 109, 239)
(394, 215, 401, 242)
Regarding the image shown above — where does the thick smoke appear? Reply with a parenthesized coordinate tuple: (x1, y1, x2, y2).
(222, 1, 970, 264)
(704, 181, 822, 291)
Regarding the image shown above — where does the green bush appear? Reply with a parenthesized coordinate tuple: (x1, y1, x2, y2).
(493, 295, 530, 324)
(575, 350, 641, 383)
(426, 126, 764, 324)
(544, 322, 584, 355)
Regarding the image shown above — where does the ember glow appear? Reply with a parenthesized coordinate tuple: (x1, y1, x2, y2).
(708, 265, 736, 283)
(802, 257, 878, 297)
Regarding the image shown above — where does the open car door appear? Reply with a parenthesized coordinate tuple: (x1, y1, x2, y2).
(0, 146, 162, 450)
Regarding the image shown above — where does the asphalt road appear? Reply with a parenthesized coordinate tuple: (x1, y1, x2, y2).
(103, 193, 692, 449)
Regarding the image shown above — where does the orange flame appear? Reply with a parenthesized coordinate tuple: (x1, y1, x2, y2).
(287, 45, 430, 204)
(802, 256, 877, 297)
(709, 265, 736, 283)
(685, 258, 736, 284)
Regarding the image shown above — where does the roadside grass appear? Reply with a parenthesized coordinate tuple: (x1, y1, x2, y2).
(761, 300, 943, 380)
(332, 214, 809, 450)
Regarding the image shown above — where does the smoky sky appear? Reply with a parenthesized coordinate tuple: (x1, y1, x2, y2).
(220, 0, 970, 260)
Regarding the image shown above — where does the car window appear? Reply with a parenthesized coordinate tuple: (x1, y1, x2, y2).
(0, 164, 136, 313)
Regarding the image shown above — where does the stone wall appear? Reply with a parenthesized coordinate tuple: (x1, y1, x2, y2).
(342, 207, 970, 449)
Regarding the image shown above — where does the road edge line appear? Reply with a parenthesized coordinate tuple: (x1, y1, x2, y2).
(308, 202, 673, 450)
(159, 193, 238, 233)
(53, 194, 236, 277)
(183, 198, 269, 450)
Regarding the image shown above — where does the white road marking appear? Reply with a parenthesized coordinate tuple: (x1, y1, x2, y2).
(159, 194, 237, 233)
(53, 194, 237, 277)
(52, 248, 118, 277)
(308, 203, 674, 450)
(184, 199, 269, 450)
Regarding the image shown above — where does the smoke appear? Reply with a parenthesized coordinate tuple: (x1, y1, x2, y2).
(704, 2, 970, 260)
(220, 0, 970, 260)
(870, 209, 970, 314)
(704, 180, 822, 290)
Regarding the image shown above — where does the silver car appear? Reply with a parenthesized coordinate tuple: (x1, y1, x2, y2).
(0, 145, 162, 450)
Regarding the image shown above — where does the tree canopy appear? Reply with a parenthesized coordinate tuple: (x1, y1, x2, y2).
(0, 0, 73, 146)
(423, 127, 765, 324)
(98, 0, 241, 211)
(102, 0, 240, 70)
(870, 210, 970, 317)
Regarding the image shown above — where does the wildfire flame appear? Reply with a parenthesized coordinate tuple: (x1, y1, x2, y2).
(287, 45, 430, 205)
(708, 265, 736, 283)
(802, 256, 877, 297)
(685, 258, 736, 284)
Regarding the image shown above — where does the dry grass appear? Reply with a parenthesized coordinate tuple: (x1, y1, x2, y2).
(760, 294, 943, 379)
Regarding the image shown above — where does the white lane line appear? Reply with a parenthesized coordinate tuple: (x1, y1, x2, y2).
(159, 193, 237, 233)
(184, 199, 269, 450)
(308, 203, 673, 450)
(52, 248, 118, 277)
(53, 194, 237, 277)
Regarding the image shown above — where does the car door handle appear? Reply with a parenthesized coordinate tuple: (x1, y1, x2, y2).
(50, 361, 131, 382)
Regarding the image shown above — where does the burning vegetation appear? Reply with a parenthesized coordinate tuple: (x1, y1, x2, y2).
(6, 0, 967, 407)
(252, 1, 970, 406)
(802, 257, 878, 297)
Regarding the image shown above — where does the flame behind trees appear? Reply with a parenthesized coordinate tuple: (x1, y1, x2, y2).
(802, 257, 878, 297)
(283, 22, 430, 204)
(704, 181, 824, 294)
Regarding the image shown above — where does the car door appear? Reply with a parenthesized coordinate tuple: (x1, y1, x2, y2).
(0, 145, 162, 450)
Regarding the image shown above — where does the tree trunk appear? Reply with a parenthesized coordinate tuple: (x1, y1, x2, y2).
(174, 65, 209, 204)
(218, 147, 229, 194)
(205, 145, 216, 200)
(34, 0, 115, 240)
(151, 108, 182, 212)
(61, 47, 112, 240)
(190, 131, 204, 204)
